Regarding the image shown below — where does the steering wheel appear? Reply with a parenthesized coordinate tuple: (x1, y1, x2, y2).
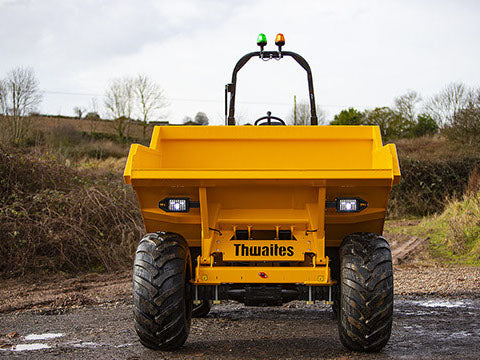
(254, 111, 286, 126)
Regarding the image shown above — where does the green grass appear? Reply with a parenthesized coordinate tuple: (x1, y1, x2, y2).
(393, 191, 480, 265)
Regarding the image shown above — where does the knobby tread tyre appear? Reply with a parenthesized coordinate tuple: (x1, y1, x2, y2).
(338, 232, 393, 352)
(133, 232, 192, 350)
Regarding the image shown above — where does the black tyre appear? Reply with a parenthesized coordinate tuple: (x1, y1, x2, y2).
(326, 247, 340, 318)
(133, 232, 192, 350)
(192, 300, 212, 318)
(331, 285, 340, 319)
(338, 233, 393, 352)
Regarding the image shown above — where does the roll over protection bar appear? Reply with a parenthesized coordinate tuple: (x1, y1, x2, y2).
(225, 50, 318, 126)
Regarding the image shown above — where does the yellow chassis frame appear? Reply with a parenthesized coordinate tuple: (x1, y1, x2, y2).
(193, 187, 334, 286)
(194, 261, 332, 286)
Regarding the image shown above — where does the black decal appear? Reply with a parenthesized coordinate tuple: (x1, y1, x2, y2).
(241, 244, 249, 256)
(261, 246, 269, 256)
(287, 246, 294, 256)
(250, 246, 261, 256)
(274, 243, 279, 256)
(279, 246, 286, 256)
(234, 244, 241, 256)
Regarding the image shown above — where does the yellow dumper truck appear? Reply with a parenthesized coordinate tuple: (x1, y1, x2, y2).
(124, 34, 401, 352)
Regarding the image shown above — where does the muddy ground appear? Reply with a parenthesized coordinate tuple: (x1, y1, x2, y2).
(0, 296, 479, 359)
(1, 227, 479, 359)
(0, 264, 479, 359)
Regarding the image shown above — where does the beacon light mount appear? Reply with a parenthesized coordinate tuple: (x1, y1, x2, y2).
(256, 33, 286, 58)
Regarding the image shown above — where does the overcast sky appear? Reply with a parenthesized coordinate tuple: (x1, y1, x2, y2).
(1, 0, 479, 125)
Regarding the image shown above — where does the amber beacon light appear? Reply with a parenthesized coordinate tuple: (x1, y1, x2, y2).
(275, 33, 285, 52)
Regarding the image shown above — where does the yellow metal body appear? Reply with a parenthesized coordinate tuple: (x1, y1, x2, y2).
(124, 125, 400, 286)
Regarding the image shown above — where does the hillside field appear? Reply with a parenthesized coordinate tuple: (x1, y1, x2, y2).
(0, 116, 479, 278)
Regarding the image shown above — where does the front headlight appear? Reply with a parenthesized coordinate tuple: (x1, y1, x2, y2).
(158, 197, 199, 213)
(326, 197, 368, 213)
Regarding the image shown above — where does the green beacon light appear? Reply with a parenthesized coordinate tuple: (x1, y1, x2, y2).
(257, 33, 267, 51)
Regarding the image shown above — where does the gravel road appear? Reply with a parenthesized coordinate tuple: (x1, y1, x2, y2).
(1, 298, 480, 359)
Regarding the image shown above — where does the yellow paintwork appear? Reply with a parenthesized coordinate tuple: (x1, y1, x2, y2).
(194, 263, 333, 285)
(124, 125, 400, 285)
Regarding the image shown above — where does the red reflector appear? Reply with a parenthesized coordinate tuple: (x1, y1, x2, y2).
(258, 272, 268, 279)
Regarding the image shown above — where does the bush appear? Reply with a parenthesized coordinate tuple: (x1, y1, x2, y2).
(408, 190, 480, 265)
(47, 124, 84, 147)
(443, 105, 480, 152)
(84, 112, 101, 121)
(388, 158, 479, 218)
(363, 107, 411, 141)
(84, 131, 138, 144)
(410, 113, 438, 137)
(0, 146, 142, 277)
(50, 136, 129, 161)
(330, 108, 364, 125)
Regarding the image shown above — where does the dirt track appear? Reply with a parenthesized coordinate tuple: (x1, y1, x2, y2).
(1, 262, 479, 359)
(1, 297, 479, 359)
(1, 264, 479, 314)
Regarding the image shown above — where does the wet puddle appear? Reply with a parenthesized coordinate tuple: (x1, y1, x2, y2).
(398, 299, 478, 315)
(70, 341, 134, 349)
(0, 332, 134, 352)
(0, 333, 64, 352)
(413, 299, 472, 308)
(71, 341, 102, 348)
(24, 333, 64, 341)
(12, 343, 51, 351)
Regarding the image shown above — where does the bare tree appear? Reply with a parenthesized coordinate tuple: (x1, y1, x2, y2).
(133, 74, 168, 141)
(394, 90, 422, 123)
(87, 97, 100, 135)
(0, 80, 7, 143)
(0, 80, 6, 110)
(73, 106, 86, 119)
(1, 67, 42, 143)
(443, 104, 480, 150)
(288, 99, 327, 125)
(0, 80, 6, 113)
(235, 110, 249, 125)
(425, 82, 475, 126)
(104, 77, 134, 139)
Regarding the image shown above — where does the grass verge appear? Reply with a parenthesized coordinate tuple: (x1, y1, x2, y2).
(389, 191, 480, 265)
